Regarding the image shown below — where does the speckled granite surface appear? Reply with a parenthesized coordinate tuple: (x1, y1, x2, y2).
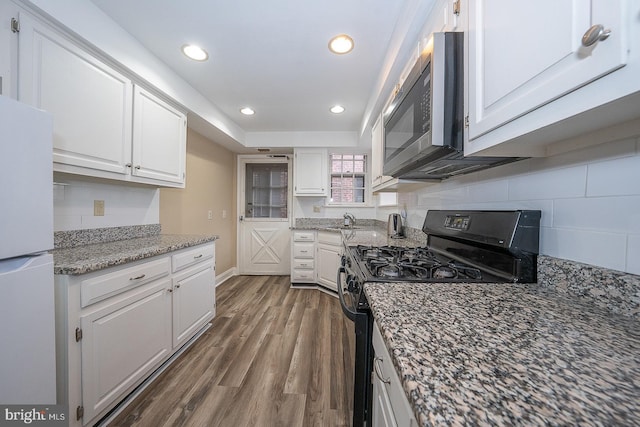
(538, 255, 640, 317)
(294, 217, 378, 229)
(341, 226, 426, 247)
(54, 224, 162, 249)
(53, 234, 218, 275)
(364, 282, 640, 426)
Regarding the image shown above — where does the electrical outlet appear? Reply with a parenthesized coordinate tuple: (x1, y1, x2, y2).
(313, 205, 321, 213)
(94, 200, 105, 216)
(208, 210, 213, 220)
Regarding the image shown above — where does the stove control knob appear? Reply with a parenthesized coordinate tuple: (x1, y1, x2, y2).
(346, 275, 359, 292)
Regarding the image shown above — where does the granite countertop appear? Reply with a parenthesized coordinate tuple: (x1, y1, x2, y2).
(53, 234, 218, 275)
(340, 227, 426, 248)
(364, 282, 640, 426)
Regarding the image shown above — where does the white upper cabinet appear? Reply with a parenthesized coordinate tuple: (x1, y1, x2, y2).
(371, 115, 391, 189)
(132, 86, 186, 185)
(466, 0, 636, 156)
(18, 13, 133, 175)
(16, 12, 187, 187)
(294, 148, 328, 196)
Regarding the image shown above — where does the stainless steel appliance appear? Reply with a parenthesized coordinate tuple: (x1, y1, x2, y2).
(386, 213, 403, 238)
(383, 32, 520, 180)
(337, 210, 541, 426)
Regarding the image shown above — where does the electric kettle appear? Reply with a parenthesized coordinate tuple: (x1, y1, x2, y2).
(387, 213, 404, 238)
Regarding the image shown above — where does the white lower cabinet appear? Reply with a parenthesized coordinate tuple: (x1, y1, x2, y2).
(372, 323, 418, 427)
(316, 231, 343, 292)
(55, 242, 215, 426)
(80, 279, 172, 422)
(291, 231, 316, 283)
(172, 263, 215, 348)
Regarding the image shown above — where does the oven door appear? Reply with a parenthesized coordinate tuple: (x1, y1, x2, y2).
(337, 265, 373, 427)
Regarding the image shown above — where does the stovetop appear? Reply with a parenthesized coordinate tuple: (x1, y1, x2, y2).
(349, 244, 499, 283)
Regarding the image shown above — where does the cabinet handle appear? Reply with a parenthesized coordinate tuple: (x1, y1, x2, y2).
(193, 254, 203, 259)
(175, 284, 181, 289)
(373, 357, 391, 385)
(582, 24, 611, 47)
(135, 165, 141, 170)
(168, 288, 173, 293)
(130, 274, 146, 280)
(125, 163, 132, 168)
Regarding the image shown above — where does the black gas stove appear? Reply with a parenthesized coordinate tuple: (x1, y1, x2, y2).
(337, 210, 541, 427)
(351, 244, 490, 282)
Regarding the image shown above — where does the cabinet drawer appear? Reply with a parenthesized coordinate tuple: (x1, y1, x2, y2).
(293, 259, 315, 270)
(293, 231, 315, 242)
(172, 243, 215, 273)
(317, 231, 342, 245)
(81, 257, 171, 307)
(293, 243, 314, 258)
(292, 269, 315, 281)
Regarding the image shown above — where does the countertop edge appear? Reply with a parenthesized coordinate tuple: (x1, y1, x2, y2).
(53, 234, 218, 275)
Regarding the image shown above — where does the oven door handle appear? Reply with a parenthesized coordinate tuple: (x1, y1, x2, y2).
(337, 266, 358, 321)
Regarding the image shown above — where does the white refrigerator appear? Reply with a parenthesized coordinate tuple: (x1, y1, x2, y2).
(0, 95, 56, 404)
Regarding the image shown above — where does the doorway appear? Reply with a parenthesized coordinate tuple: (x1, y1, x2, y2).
(237, 155, 292, 275)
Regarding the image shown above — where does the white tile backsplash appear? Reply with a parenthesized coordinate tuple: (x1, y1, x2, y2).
(554, 196, 640, 234)
(507, 165, 587, 200)
(587, 155, 640, 197)
(53, 178, 160, 231)
(398, 136, 640, 275)
(540, 227, 628, 272)
(627, 235, 640, 275)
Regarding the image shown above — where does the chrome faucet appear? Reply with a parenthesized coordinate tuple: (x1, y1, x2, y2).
(343, 212, 356, 228)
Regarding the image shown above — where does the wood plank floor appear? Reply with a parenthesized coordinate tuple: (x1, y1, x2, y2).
(108, 275, 355, 427)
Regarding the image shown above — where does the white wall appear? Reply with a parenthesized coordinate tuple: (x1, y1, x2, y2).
(393, 136, 640, 275)
(53, 178, 159, 231)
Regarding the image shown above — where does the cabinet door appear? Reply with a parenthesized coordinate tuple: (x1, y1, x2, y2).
(316, 243, 341, 292)
(294, 149, 327, 195)
(80, 279, 172, 422)
(372, 372, 397, 427)
(18, 13, 133, 174)
(468, 0, 627, 140)
(172, 263, 215, 348)
(371, 115, 392, 188)
(372, 325, 418, 427)
(132, 85, 187, 185)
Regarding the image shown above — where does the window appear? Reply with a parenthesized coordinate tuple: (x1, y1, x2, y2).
(244, 163, 288, 218)
(329, 153, 367, 204)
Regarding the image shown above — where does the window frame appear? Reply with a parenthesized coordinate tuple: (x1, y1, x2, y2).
(327, 152, 369, 206)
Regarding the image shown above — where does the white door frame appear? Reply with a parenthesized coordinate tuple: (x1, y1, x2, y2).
(236, 155, 292, 275)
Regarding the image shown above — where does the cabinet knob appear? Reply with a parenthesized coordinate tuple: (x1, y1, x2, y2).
(581, 24, 611, 47)
(135, 165, 141, 170)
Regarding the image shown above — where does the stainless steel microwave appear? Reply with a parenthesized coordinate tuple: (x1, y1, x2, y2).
(383, 32, 519, 180)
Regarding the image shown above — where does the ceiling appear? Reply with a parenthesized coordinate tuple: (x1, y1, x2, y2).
(89, 0, 409, 139)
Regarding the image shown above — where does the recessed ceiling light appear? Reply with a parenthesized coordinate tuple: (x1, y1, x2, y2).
(240, 107, 255, 116)
(330, 105, 345, 114)
(328, 34, 354, 54)
(181, 44, 208, 61)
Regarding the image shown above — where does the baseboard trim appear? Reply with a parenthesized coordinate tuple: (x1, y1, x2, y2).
(216, 267, 236, 287)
